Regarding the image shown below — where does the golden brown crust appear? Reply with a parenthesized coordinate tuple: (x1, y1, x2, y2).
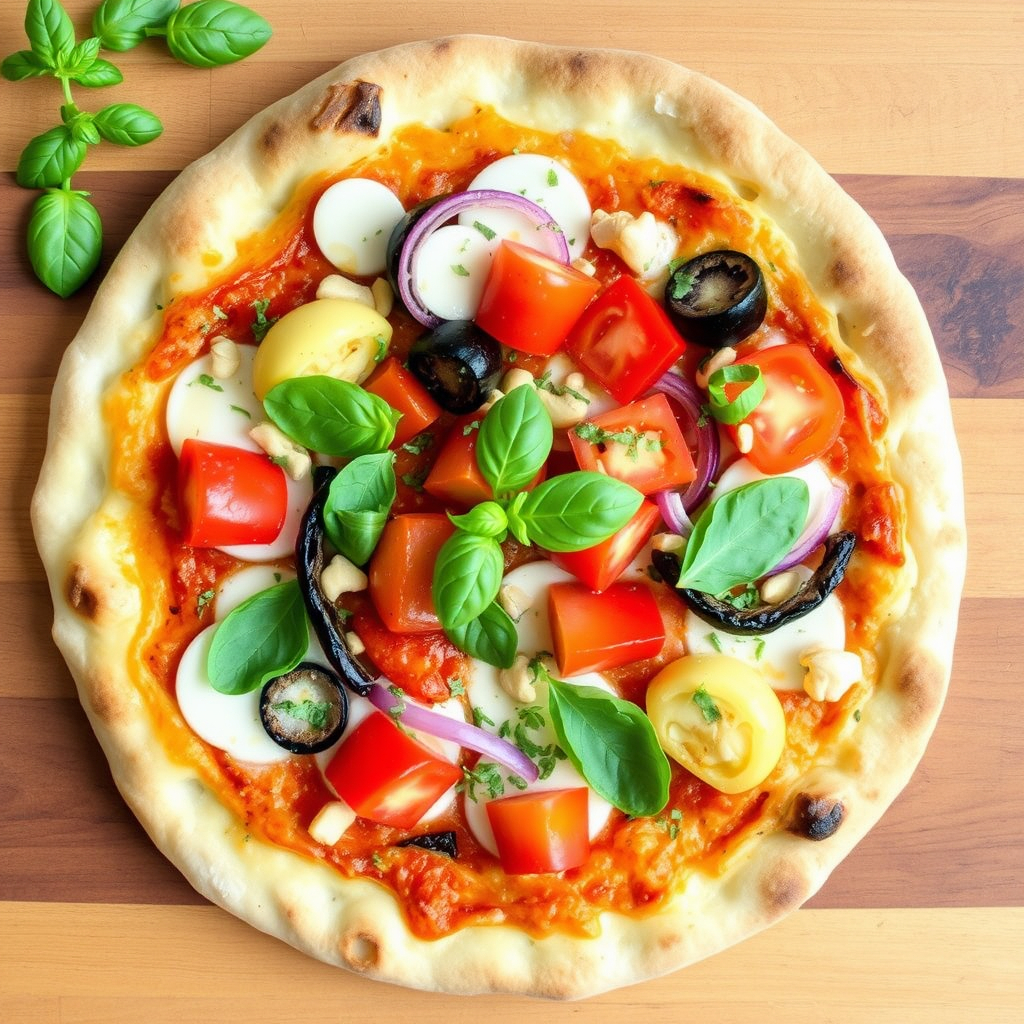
(31, 36, 965, 999)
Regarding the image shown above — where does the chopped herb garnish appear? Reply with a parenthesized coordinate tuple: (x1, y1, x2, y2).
(535, 371, 589, 404)
(401, 468, 428, 492)
(213, 305, 229, 320)
(472, 705, 496, 728)
(451, 263, 471, 277)
(708, 632, 723, 652)
(459, 762, 505, 801)
(693, 684, 722, 723)
(462, 420, 481, 436)
(449, 678, 466, 697)
(374, 333, 389, 362)
(754, 638, 766, 660)
(190, 373, 223, 392)
(473, 220, 497, 240)
(506, 773, 529, 791)
(573, 421, 663, 462)
(670, 271, 695, 300)
(251, 298, 276, 342)
(401, 431, 434, 455)
(386, 684, 407, 723)
(196, 589, 216, 615)
(546, 168, 559, 187)
(229, 404, 251, 418)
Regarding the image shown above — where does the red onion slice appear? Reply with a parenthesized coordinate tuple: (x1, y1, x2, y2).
(771, 477, 845, 573)
(648, 371, 720, 519)
(368, 682, 539, 783)
(395, 189, 571, 328)
(654, 488, 695, 538)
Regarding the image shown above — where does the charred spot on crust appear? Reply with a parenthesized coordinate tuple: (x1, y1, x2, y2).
(789, 793, 845, 841)
(259, 120, 285, 159)
(759, 862, 810, 915)
(66, 565, 99, 620)
(341, 931, 381, 971)
(311, 80, 382, 136)
(829, 255, 866, 293)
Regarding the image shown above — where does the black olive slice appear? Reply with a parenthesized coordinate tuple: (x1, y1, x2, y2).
(396, 831, 459, 858)
(664, 249, 767, 349)
(651, 530, 856, 635)
(407, 320, 503, 414)
(296, 466, 374, 697)
(260, 662, 348, 754)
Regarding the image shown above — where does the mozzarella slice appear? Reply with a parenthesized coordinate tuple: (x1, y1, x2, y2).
(312, 178, 405, 276)
(165, 346, 262, 456)
(683, 566, 847, 690)
(412, 224, 499, 320)
(461, 154, 592, 261)
(175, 625, 290, 764)
(214, 565, 295, 617)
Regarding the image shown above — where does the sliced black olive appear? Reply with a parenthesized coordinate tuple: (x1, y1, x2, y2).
(407, 320, 503, 414)
(396, 830, 459, 859)
(296, 466, 374, 697)
(260, 662, 348, 754)
(651, 530, 856, 635)
(385, 194, 449, 294)
(664, 249, 767, 349)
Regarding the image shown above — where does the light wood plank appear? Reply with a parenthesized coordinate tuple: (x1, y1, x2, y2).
(0, 0, 1021, 177)
(0, 903, 1020, 1022)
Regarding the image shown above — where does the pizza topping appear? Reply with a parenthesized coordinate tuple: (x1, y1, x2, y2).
(393, 189, 571, 328)
(646, 654, 786, 794)
(486, 787, 591, 874)
(259, 663, 349, 754)
(407, 319, 503, 414)
(248, 420, 311, 481)
(308, 800, 358, 846)
(589, 208, 678, 281)
(800, 648, 863, 702)
(251, 298, 393, 401)
(664, 250, 767, 349)
(209, 337, 241, 379)
(396, 831, 459, 858)
(315, 273, 377, 308)
(312, 177, 405, 276)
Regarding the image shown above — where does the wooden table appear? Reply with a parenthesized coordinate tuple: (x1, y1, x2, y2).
(2, 1, 1021, 1020)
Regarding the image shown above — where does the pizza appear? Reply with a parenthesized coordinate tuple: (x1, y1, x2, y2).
(31, 36, 966, 998)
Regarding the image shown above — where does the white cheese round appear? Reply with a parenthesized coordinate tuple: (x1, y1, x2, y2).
(412, 223, 499, 321)
(312, 178, 405, 276)
(461, 154, 592, 261)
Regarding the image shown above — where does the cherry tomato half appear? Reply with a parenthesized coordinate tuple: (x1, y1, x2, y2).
(177, 438, 287, 548)
(486, 788, 591, 874)
(548, 580, 666, 676)
(568, 392, 696, 495)
(565, 275, 687, 403)
(546, 499, 661, 592)
(729, 343, 844, 474)
(368, 513, 455, 633)
(475, 240, 602, 356)
(324, 710, 463, 829)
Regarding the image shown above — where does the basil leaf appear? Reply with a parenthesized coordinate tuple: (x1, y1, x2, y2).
(161, 0, 271, 68)
(27, 189, 102, 297)
(476, 385, 552, 497)
(432, 531, 504, 631)
(25, 0, 76, 66)
(264, 375, 399, 457)
(93, 0, 181, 51)
(706, 364, 766, 425)
(93, 102, 163, 146)
(16, 125, 87, 188)
(545, 672, 670, 817)
(445, 601, 517, 669)
(207, 580, 307, 695)
(516, 471, 643, 552)
(73, 57, 124, 87)
(678, 477, 810, 595)
(56, 36, 101, 78)
(68, 114, 100, 146)
(322, 452, 396, 565)
(448, 500, 508, 540)
(1, 49, 52, 80)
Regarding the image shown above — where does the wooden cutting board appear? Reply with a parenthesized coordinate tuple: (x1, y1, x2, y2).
(2, 1, 1022, 1020)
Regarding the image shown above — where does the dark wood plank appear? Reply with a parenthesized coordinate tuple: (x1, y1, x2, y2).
(837, 175, 1024, 399)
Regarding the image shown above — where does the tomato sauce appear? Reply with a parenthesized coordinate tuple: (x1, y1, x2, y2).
(106, 107, 902, 939)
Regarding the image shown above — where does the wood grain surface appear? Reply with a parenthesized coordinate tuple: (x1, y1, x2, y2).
(1, 0, 1022, 1020)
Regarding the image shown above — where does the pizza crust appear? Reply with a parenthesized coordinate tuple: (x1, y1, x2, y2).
(32, 36, 966, 998)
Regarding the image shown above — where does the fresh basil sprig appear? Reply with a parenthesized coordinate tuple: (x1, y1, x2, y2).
(538, 662, 671, 817)
(476, 385, 552, 497)
(322, 452, 396, 566)
(264, 376, 399, 457)
(4, 0, 271, 297)
(207, 580, 308, 695)
(677, 477, 809, 595)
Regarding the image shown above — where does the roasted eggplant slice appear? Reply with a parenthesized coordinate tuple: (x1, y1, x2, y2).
(396, 831, 459, 858)
(260, 663, 348, 754)
(652, 530, 856, 635)
(664, 250, 767, 349)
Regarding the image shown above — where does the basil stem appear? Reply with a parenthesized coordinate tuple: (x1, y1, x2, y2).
(542, 666, 671, 818)
(207, 580, 308, 695)
(677, 477, 810, 596)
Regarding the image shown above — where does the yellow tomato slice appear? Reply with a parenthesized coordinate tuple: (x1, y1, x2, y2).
(646, 654, 786, 794)
(251, 298, 392, 399)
